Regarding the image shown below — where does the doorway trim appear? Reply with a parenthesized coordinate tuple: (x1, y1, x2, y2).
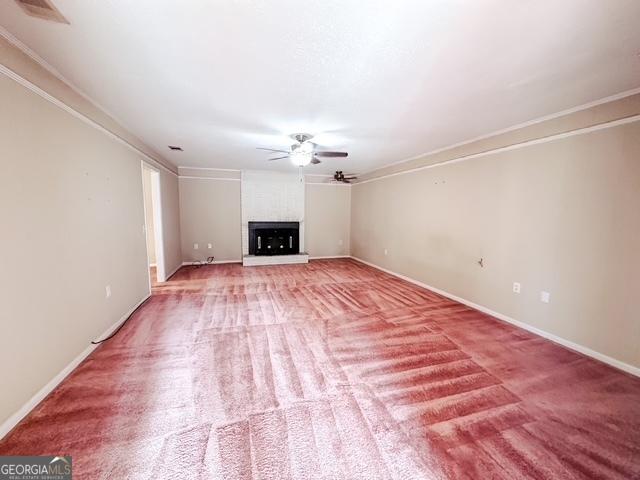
(141, 162, 166, 283)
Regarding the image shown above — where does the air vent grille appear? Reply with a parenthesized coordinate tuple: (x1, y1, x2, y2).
(14, 0, 69, 24)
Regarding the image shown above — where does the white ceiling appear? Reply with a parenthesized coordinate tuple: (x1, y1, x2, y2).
(1, 0, 640, 175)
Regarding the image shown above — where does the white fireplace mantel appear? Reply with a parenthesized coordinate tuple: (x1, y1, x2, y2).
(241, 170, 306, 259)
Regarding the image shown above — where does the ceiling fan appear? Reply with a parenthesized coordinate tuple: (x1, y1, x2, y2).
(333, 171, 357, 183)
(257, 133, 348, 167)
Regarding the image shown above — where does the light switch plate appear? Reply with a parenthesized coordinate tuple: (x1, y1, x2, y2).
(540, 291, 550, 303)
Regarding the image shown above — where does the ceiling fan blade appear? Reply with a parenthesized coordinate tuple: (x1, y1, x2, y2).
(268, 156, 289, 161)
(310, 158, 321, 165)
(257, 147, 290, 154)
(314, 151, 348, 157)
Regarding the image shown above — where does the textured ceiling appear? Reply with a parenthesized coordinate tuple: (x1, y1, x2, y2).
(1, 0, 640, 174)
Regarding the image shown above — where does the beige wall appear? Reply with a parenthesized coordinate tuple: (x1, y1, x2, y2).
(0, 73, 153, 427)
(159, 169, 182, 275)
(0, 35, 175, 174)
(179, 178, 242, 262)
(359, 93, 640, 182)
(179, 174, 353, 261)
(1, 34, 182, 277)
(305, 184, 351, 257)
(0, 37, 183, 431)
(351, 117, 640, 369)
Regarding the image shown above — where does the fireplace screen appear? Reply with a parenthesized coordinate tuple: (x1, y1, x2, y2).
(248, 221, 299, 256)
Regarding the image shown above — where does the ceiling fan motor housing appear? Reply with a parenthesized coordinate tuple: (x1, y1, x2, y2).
(292, 133, 314, 144)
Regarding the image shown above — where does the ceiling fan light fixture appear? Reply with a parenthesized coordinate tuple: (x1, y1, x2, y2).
(297, 141, 314, 154)
(290, 150, 312, 166)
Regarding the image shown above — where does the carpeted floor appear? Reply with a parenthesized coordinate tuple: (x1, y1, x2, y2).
(1, 259, 639, 479)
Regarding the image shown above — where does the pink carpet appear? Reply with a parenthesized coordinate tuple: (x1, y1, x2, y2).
(1, 259, 639, 478)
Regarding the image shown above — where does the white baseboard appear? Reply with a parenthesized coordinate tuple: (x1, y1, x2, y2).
(181, 260, 241, 266)
(182, 257, 349, 265)
(0, 294, 151, 440)
(164, 262, 183, 280)
(350, 256, 640, 378)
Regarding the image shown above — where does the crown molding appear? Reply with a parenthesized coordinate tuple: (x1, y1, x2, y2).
(0, 62, 177, 177)
(5, 23, 637, 180)
(178, 166, 242, 172)
(306, 182, 352, 187)
(354, 113, 640, 186)
(178, 176, 240, 181)
(0, 26, 177, 176)
(359, 86, 640, 181)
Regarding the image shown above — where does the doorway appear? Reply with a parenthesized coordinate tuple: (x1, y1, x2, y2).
(142, 163, 166, 284)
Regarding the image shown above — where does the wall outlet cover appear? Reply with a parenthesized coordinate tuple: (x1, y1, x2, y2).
(513, 282, 521, 294)
(194, 243, 199, 250)
(105, 285, 112, 298)
(540, 291, 550, 303)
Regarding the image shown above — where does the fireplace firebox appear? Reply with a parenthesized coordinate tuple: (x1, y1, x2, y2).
(248, 221, 299, 256)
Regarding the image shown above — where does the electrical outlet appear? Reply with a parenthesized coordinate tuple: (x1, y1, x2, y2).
(105, 285, 112, 299)
(338, 239, 343, 246)
(513, 282, 521, 294)
(207, 243, 212, 249)
(384, 249, 388, 256)
(540, 291, 550, 303)
(194, 243, 199, 250)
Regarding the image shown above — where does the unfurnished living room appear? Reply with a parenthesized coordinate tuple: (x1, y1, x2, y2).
(1, 1, 639, 479)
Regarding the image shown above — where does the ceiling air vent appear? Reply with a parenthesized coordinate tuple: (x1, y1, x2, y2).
(168, 146, 183, 151)
(14, 0, 69, 24)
